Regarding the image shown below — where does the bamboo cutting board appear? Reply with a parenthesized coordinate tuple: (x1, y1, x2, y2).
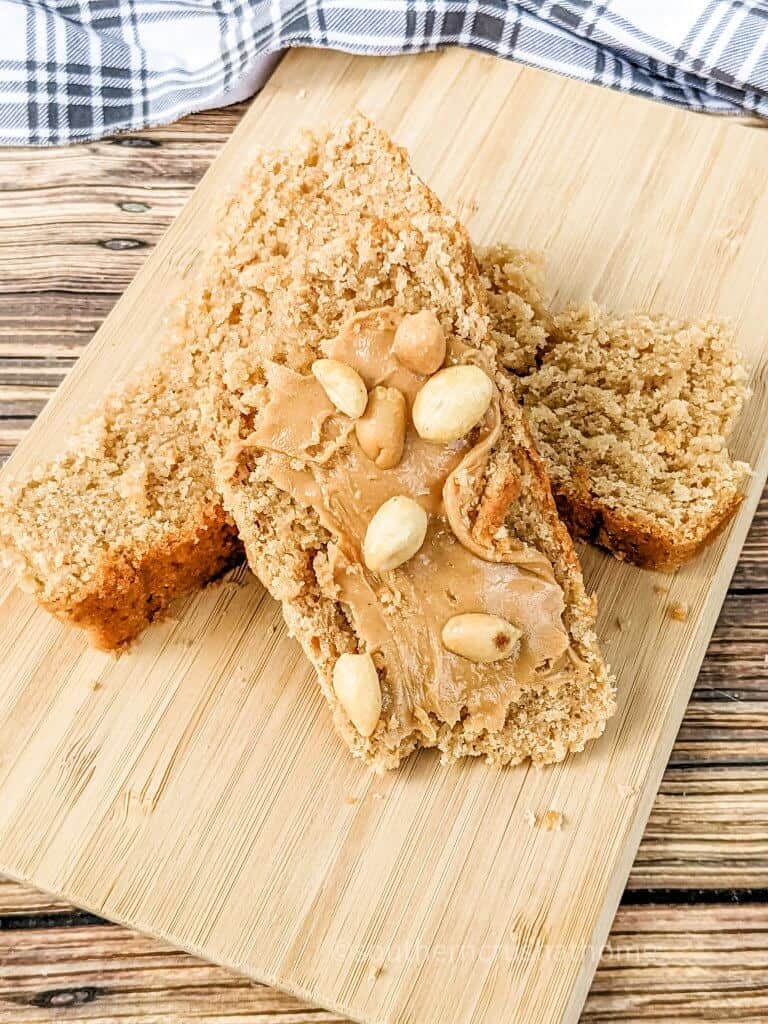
(0, 48, 767, 1024)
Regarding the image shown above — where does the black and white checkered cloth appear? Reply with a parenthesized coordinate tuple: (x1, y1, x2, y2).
(4, 1, 768, 145)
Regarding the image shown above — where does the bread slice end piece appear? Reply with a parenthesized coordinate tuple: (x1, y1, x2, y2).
(555, 484, 745, 572)
(0, 350, 243, 650)
(478, 246, 751, 572)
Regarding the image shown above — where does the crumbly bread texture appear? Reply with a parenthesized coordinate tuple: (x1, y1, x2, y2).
(185, 115, 614, 771)
(0, 238, 748, 653)
(0, 346, 241, 649)
(479, 245, 750, 571)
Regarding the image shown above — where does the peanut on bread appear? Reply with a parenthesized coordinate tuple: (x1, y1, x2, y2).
(0, 167, 748, 654)
(188, 116, 614, 771)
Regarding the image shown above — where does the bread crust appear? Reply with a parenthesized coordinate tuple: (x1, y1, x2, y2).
(41, 506, 242, 649)
(555, 486, 744, 572)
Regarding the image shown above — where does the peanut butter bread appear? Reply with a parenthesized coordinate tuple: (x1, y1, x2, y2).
(0, 237, 748, 651)
(186, 116, 613, 771)
(0, 345, 241, 648)
(479, 245, 750, 570)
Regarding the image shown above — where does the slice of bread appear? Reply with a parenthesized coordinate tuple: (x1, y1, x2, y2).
(186, 115, 613, 771)
(0, 235, 748, 652)
(479, 245, 751, 571)
(0, 345, 241, 649)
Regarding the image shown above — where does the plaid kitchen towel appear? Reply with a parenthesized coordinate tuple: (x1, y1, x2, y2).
(3, 0, 768, 145)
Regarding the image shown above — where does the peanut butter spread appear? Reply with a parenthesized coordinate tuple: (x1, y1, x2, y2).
(237, 309, 587, 737)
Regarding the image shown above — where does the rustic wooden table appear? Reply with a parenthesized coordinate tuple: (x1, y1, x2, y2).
(0, 104, 766, 1023)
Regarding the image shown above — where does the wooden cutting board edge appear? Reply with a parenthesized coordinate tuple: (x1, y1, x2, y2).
(566, 467, 767, 1022)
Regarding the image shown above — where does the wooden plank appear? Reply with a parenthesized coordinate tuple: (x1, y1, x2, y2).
(0, 49, 767, 1024)
(0, 114, 244, 295)
(0, 876, 71, 916)
(671, 702, 768, 766)
(0, 138, 230, 193)
(695, 590, 768, 699)
(0, 905, 766, 1024)
(0, 923, 344, 1024)
(632, 767, 768, 889)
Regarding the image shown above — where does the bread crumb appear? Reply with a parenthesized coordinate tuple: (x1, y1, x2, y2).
(523, 809, 536, 828)
(297, 88, 307, 100)
(617, 782, 637, 798)
(614, 614, 627, 632)
(541, 809, 564, 832)
(345, 795, 358, 805)
(669, 602, 689, 622)
(653, 584, 669, 596)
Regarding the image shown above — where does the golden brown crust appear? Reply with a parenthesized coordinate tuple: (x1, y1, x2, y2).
(41, 507, 242, 649)
(555, 485, 744, 572)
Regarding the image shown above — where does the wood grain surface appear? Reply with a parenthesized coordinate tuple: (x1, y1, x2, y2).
(0, 50, 766, 1024)
(2, 897, 767, 1023)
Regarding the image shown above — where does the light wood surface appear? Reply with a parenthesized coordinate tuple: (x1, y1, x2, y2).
(0, 49, 767, 1024)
